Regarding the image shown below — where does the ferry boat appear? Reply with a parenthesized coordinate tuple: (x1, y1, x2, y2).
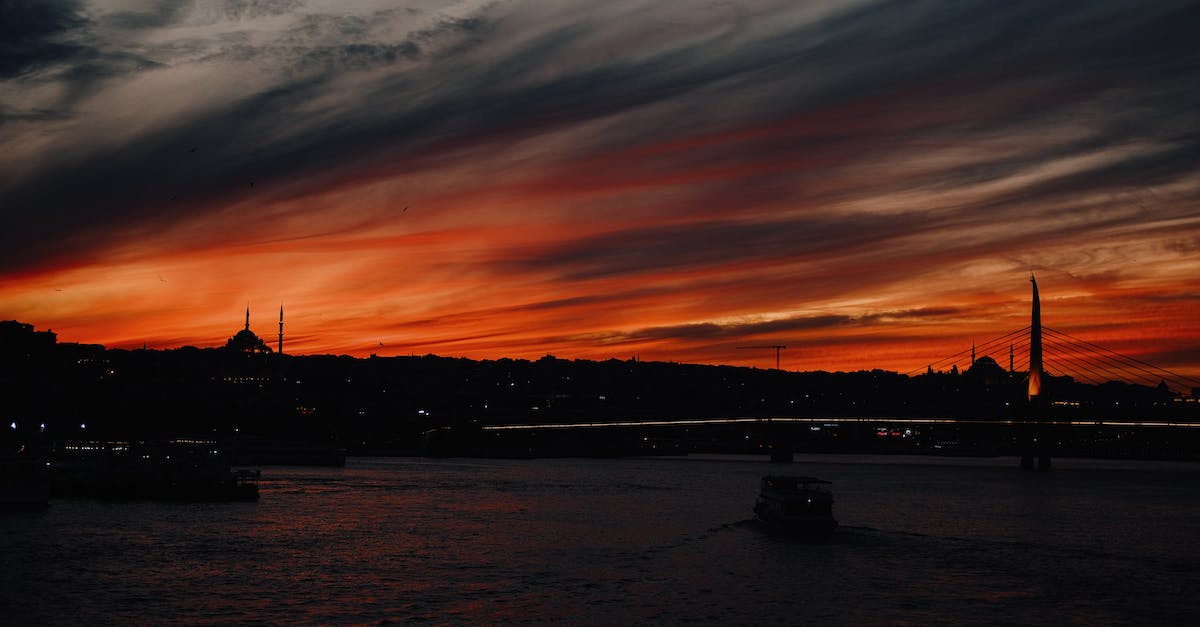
(49, 438, 260, 501)
(753, 475, 837, 532)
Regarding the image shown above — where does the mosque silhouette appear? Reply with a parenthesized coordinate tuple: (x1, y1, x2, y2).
(224, 306, 283, 354)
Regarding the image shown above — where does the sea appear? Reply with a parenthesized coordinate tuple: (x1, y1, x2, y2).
(3, 453, 1198, 625)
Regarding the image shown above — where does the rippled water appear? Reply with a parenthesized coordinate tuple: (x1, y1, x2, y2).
(3, 454, 1198, 624)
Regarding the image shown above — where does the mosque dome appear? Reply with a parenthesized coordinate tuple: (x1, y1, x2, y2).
(224, 308, 273, 354)
(966, 355, 1006, 386)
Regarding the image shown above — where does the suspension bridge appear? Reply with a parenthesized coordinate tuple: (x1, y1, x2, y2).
(475, 276, 1200, 466)
(912, 275, 1200, 400)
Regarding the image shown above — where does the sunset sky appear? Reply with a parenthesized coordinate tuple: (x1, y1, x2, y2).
(2, 0, 1198, 382)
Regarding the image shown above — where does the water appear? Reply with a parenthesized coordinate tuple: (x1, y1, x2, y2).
(3, 454, 1198, 624)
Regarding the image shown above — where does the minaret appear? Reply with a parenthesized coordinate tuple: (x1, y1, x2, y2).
(1028, 274, 1043, 401)
(278, 305, 284, 355)
(971, 342, 976, 366)
(245, 306, 250, 331)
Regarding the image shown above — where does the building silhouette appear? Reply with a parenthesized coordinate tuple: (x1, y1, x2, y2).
(225, 307, 273, 354)
(965, 355, 1008, 387)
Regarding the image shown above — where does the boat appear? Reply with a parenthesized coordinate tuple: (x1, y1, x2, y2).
(753, 475, 837, 532)
(49, 438, 260, 501)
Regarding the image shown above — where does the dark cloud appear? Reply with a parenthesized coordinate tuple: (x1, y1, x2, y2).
(0, 106, 70, 125)
(0, 0, 88, 77)
(504, 290, 673, 314)
(1, 0, 1197, 280)
(217, 0, 305, 21)
(860, 307, 964, 322)
(1138, 345, 1200, 377)
(594, 306, 965, 345)
(296, 42, 422, 72)
(101, 0, 303, 29)
(99, 1, 192, 30)
(288, 12, 374, 40)
(508, 212, 930, 282)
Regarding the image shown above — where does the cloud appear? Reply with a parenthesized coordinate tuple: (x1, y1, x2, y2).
(506, 212, 925, 281)
(0, 0, 1197, 375)
(0, 0, 89, 77)
(578, 306, 966, 345)
(4, 1, 1197, 267)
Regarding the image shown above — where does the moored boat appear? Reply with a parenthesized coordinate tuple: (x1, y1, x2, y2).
(753, 475, 837, 532)
(50, 438, 259, 501)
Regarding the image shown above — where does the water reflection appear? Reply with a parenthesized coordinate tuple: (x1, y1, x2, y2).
(2, 455, 1198, 624)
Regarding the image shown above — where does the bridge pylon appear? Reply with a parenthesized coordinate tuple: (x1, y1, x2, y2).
(1021, 274, 1051, 470)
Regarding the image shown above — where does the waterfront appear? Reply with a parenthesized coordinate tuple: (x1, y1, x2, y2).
(3, 454, 1198, 624)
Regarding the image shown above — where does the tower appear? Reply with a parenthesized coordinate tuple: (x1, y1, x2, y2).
(278, 305, 284, 355)
(1028, 274, 1043, 401)
(1023, 275, 1051, 471)
(244, 306, 250, 331)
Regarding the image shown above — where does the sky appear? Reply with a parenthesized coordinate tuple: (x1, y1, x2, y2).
(2, 0, 1199, 383)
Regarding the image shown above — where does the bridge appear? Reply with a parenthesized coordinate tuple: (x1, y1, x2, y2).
(473, 413, 1200, 464)
(474, 276, 1200, 466)
(913, 275, 1199, 400)
(908, 275, 1200, 469)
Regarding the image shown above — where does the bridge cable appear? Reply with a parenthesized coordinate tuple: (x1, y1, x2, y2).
(1043, 326, 1200, 390)
(1041, 335, 1156, 386)
(909, 326, 1029, 376)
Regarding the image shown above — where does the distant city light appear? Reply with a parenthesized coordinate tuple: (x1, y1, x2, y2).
(482, 417, 1200, 431)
